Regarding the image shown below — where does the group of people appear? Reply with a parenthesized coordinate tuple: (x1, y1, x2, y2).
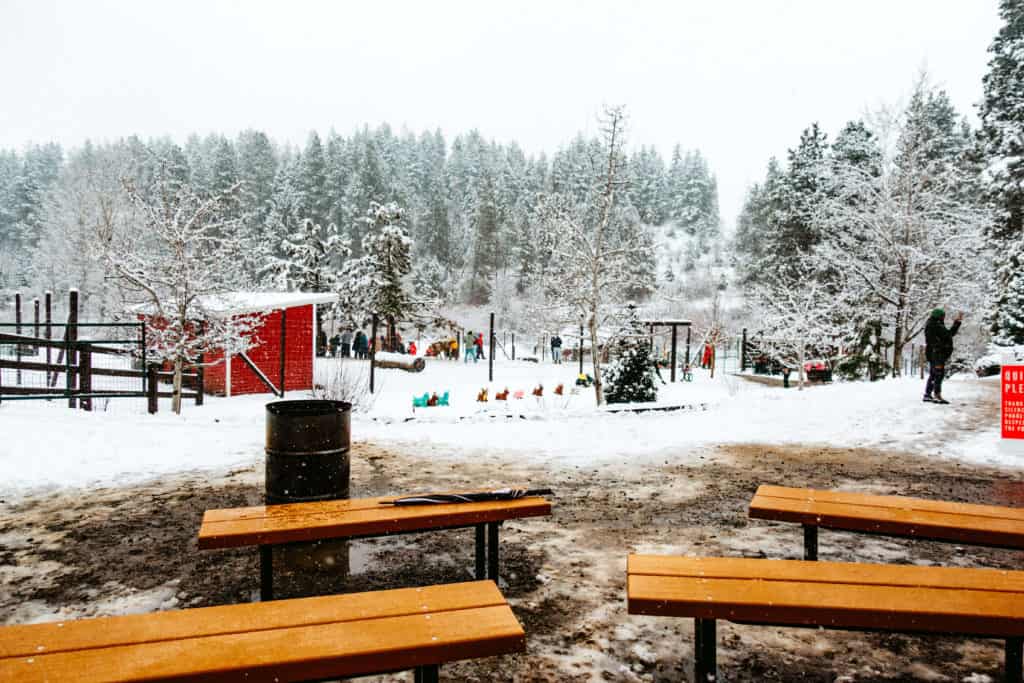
(550, 335, 563, 364)
(328, 330, 369, 359)
(327, 329, 419, 358)
(462, 331, 487, 363)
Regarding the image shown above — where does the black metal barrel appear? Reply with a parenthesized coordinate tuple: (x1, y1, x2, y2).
(266, 400, 352, 574)
(265, 399, 351, 505)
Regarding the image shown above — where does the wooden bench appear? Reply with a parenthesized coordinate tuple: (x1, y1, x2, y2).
(199, 494, 552, 601)
(628, 555, 1024, 682)
(749, 484, 1024, 560)
(0, 580, 524, 682)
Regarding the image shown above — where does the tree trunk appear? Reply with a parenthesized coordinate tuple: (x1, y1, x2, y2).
(172, 357, 183, 414)
(709, 343, 716, 379)
(798, 344, 806, 390)
(588, 315, 604, 405)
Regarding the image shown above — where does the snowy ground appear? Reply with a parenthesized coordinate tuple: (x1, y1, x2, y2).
(0, 357, 1020, 681)
(0, 356, 1011, 498)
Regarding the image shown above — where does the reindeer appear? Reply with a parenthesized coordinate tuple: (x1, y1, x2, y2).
(495, 388, 510, 401)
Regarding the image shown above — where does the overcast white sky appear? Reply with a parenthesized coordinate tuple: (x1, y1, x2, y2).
(0, 1, 1002, 230)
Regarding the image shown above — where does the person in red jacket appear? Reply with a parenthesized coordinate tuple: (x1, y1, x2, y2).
(475, 332, 485, 360)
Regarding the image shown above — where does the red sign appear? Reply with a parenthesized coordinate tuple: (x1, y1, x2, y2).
(1003, 365, 1024, 439)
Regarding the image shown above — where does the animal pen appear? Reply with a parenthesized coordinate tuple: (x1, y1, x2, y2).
(0, 290, 202, 413)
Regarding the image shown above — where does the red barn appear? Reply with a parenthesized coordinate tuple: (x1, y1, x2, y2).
(198, 292, 337, 397)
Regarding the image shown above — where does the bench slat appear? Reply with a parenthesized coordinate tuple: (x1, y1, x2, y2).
(749, 486, 1024, 549)
(198, 497, 551, 549)
(202, 495, 405, 523)
(627, 556, 1024, 638)
(0, 581, 505, 659)
(628, 555, 1024, 593)
(754, 485, 1024, 522)
(0, 604, 524, 683)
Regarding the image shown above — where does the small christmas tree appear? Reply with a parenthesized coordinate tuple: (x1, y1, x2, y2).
(604, 307, 658, 404)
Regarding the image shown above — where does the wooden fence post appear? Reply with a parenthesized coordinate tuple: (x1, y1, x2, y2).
(369, 313, 377, 394)
(489, 312, 495, 383)
(147, 364, 159, 414)
(79, 344, 92, 412)
(44, 291, 52, 385)
(278, 308, 286, 397)
(67, 289, 79, 409)
(14, 292, 21, 386)
(33, 298, 39, 354)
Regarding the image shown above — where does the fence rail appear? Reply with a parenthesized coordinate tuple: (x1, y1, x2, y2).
(0, 331, 202, 414)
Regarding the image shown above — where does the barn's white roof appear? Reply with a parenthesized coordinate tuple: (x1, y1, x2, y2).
(135, 292, 337, 317)
(198, 292, 337, 315)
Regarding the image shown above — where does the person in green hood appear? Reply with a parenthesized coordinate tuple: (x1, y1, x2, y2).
(923, 308, 963, 404)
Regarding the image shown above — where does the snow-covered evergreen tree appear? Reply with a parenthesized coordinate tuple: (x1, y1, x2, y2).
(980, 0, 1024, 345)
(266, 218, 348, 294)
(604, 305, 657, 404)
(813, 78, 989, 374)
(337, 203, 414, 346)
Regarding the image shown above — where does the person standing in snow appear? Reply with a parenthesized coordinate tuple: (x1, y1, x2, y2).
(353, 330, 368, 359)
(475, 332, 485, 360)
(340, 329, 353, 358)
(464, 330, 477, 363)
(551, 335, 562, 364)
(923, 308, 963, 404)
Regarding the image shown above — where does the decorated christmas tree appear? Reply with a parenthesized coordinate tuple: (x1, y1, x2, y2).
(604, 307, 658, 404)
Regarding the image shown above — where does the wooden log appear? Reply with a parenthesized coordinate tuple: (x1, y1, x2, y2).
(372, 355, 426, 373)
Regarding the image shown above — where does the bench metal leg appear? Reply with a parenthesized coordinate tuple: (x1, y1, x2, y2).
(475, 524, 486, 580)
(803, 524, 818, 561)
(260, 545, 274, 601)
(487, 522, 500, 582)
(414, 664, 439, 683)
(1008, 637, 1023, 683)
(694, 618, 717, 682)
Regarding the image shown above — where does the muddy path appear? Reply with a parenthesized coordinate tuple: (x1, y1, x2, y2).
(1, 435, 1022, 681)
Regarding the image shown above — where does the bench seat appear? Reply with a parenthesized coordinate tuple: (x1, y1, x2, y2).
(199, 494, 552, 600)
(749, 484, 1024, 559)
(628, 555, 1024, 682)
(0, 580, 524, 682)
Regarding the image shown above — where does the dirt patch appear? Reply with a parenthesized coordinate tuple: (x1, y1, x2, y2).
(0, 440, 1021, 681)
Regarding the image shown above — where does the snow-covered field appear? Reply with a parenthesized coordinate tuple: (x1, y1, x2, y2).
(0, 355, 1010, 499)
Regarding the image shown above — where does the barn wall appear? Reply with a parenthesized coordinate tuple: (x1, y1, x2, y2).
(204, 304, 316, 397)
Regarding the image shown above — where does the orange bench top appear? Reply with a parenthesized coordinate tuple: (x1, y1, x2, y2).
(198, 494, 552, 549)
(749, 484, 1024, 549)
(0, 581, 524, 682)
(627, 554, 1024, 637)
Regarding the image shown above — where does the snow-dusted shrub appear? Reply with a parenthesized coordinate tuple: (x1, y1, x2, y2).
(310, 362, 377, 412)
(975, 344, 1024, 374)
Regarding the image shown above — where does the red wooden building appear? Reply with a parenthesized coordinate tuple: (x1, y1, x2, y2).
(199, 292, 336, 397)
